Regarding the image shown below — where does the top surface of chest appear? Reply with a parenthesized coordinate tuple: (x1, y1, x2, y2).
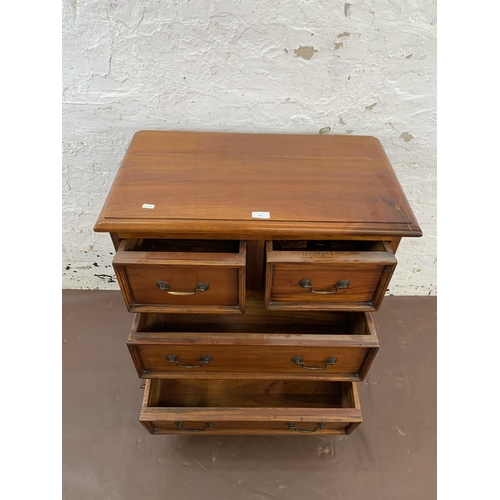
(94, 131, 421, 238)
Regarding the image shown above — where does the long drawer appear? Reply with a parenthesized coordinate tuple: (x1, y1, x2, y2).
(140, 378, 362, 435)
(127, 296, 379, 381)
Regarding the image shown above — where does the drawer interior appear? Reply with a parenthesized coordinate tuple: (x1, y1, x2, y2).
(134, 296, 372, 335)
(272, 240, 388, 252)
(146, 379, 356, 409)
(121, 239, 241, 253)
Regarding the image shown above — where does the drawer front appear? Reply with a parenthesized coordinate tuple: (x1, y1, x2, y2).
(142, 419, 359, 435)
(113, 240, 246, 313)
(265, 241, 397, 311)
(140, 379, 362, 435)
(127, 308, 379, 381)
(129, 342, 377, 382)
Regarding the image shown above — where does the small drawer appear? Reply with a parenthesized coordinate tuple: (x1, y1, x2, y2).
(113, 239, 246, 313)
(265, 240, 397, 311)
(127, 295, 379, 381)
(140, 378, 362, 435)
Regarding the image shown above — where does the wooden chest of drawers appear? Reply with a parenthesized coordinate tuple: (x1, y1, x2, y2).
(94, 131, 421, 435)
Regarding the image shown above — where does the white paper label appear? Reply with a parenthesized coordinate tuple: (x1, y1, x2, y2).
(252, 211, 270, 219)
(142, 204, 155, 209)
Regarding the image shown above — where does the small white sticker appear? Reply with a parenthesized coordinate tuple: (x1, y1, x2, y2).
(252, 211, 270, 219)
(142, 203, 155, 209)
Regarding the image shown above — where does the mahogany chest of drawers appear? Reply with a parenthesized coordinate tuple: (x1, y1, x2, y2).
(94, 131, 421, 435)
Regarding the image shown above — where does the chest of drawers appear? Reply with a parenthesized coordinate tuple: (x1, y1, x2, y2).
(94, 131, 421, 435)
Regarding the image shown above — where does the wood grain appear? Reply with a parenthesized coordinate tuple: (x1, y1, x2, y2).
(94, 131, 422, 238)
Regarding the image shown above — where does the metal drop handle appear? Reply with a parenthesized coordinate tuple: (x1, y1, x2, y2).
(286, 422, 325, 433)
(166, 354, 213, 368)
(156, 280, 210, 295)
(298, 278, 350, 294)
(291, 356, 337, 370)
(175, 422, 214, 431)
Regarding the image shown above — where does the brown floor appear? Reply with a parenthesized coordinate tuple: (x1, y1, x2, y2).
(62, 290, 436, 500)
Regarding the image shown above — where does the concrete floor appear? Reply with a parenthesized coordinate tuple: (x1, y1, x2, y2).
(62, 290, 436, 500)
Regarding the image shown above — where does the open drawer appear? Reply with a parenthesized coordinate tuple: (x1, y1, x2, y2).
(140, 378, 362, 435)
(265, 240, 397, 311)
(127, 295, 379, 381)
(113, 239, 246, 313)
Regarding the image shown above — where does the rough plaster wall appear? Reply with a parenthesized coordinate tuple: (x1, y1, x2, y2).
(62, 0, 437, 295)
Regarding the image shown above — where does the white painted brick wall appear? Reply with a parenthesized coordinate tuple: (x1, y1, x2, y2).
(62, 0, 436, 295)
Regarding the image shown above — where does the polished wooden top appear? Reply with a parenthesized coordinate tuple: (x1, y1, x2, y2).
(94, 131, 421, 238)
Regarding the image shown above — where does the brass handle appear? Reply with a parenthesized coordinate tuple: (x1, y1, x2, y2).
(175, 422, 214, 432)
(291, 356, 337, 370)
(166, 354, 213, 368)
(298, 278, 350, 294)
(286, 422, 325, 433)
(156, 281, 210, 295)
